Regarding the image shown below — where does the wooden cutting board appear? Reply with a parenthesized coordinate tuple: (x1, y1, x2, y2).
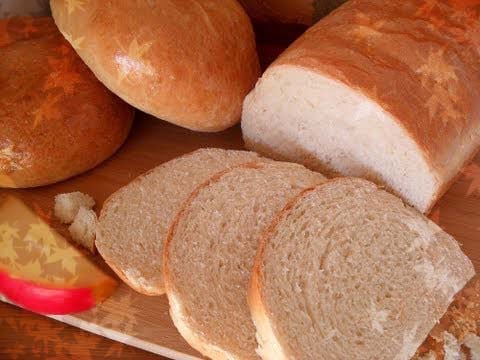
(1, 113, 480, 360)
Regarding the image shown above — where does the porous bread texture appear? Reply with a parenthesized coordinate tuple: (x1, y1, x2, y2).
(163, 162, 325, 360)
(54, 191, 95, 224)
(250, 178, 474, 360)
(69, 207, 97, 253)
(242, 66, 440, 213)
(96, 148, 264, 295)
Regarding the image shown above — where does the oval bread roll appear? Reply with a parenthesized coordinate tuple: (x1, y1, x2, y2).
(96, 148, 265, 296)
(242, 0, 480, 213)
(249, 178, 474, 360)
(0, 17, 134, 188)
(163, 162, 325, 360)
(50, 0, 260, 132)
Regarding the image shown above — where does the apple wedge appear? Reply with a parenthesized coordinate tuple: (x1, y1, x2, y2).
(0, 195, 117, 314)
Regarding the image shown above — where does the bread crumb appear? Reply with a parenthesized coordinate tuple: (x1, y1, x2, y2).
(463, 333, 480, 360)
(69, 207, 97, 253)
(54, 192, 95, 224)
(443, 332, 466, 360)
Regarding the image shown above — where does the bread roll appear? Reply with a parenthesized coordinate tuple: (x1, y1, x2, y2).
(50, 0, 260, 132)
(163, 162, 325, 360)
(96, 148, 265, 296)
(0, 17, 134, 188)
(242, 0, 480, 213)
(249, 177, 474, 359)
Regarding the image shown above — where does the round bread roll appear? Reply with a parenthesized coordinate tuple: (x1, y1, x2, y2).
(0, 17, 134, 188)
(50, 0, 260, 132)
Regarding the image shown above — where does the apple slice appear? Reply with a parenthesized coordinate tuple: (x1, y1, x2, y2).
(0, 195, 117, 314)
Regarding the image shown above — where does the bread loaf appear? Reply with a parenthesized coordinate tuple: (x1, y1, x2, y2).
(50, 0, 260, 132)
(96, 148, 264, 296)
(0, 17, 134, 188)
(164, 162, 325, 360)
(242, 0, 480, 213)
(249, 177, 474, 359)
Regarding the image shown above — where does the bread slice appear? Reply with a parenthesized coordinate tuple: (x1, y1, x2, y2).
(163, 162, 325, 360)
(96, 148, 264, 295)
(250, 178, 474, 360)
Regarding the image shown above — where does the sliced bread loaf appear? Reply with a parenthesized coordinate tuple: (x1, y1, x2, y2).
(163, 162, 325, 360)
(96, 148, 263, 295)
(250, 178, 474, 360)
(241, 0, 480, 213)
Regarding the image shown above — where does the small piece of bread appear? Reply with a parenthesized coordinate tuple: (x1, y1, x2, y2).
(68, 207, 97, 253)
(54, 192, 95, 224)
(164, 162, 325, 360)
(96, 148, 266, 295)
(250, 178, 474, 360)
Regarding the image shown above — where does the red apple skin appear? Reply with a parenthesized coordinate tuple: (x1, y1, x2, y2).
(0, 270, 97, 314)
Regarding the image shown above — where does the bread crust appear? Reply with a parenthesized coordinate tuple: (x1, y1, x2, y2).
(0, 16, 134, 188)
(50, 0, 260, 132)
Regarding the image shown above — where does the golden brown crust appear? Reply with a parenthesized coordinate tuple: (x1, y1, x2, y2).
(272, 0, 480, 185)
(414, 274, 480, 359)
(0, 16, 134, 189)
(50, 0, 260, 132)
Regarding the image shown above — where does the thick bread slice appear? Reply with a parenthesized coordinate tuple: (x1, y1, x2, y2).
(250, 178, 474, 360)
(96, 148, 263, 295)
(164, 162, 325, 360)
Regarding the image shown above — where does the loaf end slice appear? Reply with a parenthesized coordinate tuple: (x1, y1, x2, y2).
(242, 65, 442, 213)
(164, 162, 325, 360)
(96, 148, 264, 295)
(250, 177, 474, 360)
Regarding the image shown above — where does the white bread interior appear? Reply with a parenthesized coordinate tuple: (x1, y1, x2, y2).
(242, 65, 441, 213)
(164, 162, 325, 360)
(249, 178, 474, 360)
